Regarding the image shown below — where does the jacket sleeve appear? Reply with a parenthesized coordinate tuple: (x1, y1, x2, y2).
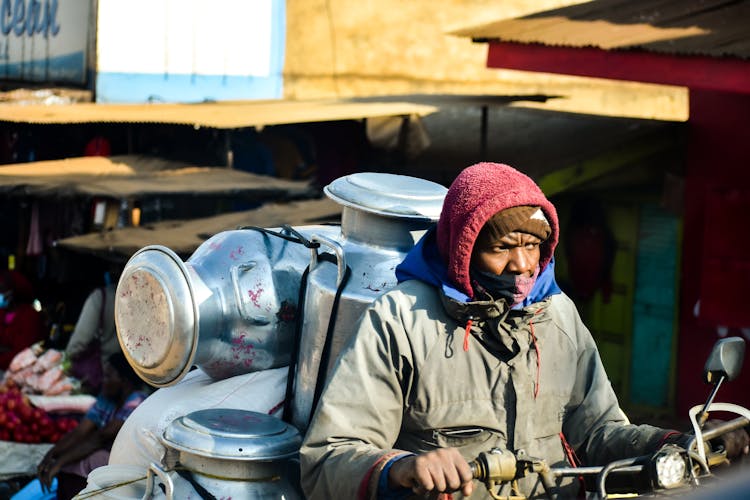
(300, 292, 413, 500)
(65, 288, 103, 359)
(560, 304, 671, 465)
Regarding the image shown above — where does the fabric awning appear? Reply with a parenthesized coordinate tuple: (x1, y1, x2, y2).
(0, 98, 437, 129)
(0, 155, 315, 199)
(55, 197, 342, 261)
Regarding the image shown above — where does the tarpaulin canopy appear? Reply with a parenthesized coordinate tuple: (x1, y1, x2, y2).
(55, 197, 342, 261)
(0, 155, 315, 199)
(0, 98, 437, 128)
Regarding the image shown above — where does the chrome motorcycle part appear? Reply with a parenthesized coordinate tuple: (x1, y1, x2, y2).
(651, 445, 688, 489)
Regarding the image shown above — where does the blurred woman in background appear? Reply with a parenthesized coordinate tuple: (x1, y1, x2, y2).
(0, 270, 44, 372)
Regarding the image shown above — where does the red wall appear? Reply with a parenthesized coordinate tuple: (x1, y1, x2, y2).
(482, 41, 750, 416)
(677, 89, 750, 416)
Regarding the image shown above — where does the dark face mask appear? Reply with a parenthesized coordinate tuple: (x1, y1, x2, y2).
(471, 267, 539, 307)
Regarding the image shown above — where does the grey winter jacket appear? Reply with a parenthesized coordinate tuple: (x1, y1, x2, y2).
(300, 279, 669, 499)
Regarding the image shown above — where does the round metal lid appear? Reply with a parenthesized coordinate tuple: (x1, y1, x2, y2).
(324, 172, 446, 221)
(115, 245, 197, 387)
(163, 409, 301, 461)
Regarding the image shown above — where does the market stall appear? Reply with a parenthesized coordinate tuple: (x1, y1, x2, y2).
(55, 196, 341, 261)
(0, 345, 97, 481)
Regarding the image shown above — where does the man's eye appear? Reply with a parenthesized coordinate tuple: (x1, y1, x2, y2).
(491, 246, 510, 253)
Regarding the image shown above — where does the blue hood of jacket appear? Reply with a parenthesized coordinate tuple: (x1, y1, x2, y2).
(395, 229, 561, 308)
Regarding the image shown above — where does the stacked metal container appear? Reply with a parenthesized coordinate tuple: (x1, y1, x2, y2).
(113, 172, 447, 496)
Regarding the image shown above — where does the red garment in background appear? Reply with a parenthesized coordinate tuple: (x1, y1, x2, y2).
(84, 136, 111, 157)
(0, 303, 44, 370)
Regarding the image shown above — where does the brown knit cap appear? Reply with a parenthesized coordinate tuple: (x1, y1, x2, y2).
(477, 205, 552, 244)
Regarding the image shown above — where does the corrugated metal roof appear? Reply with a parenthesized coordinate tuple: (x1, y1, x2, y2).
(452, 0, 750, 60)
(0, 155, 314, 199)
(0, 98, 437, 128)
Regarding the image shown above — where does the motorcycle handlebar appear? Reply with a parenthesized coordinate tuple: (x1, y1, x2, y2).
(470, 415, 749, 499)
(699, 416, 750, 442)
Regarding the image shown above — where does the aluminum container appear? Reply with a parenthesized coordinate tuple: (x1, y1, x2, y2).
(115, 172, 447, 419)
(289, 172, 446, 431)
(161, 408, 302, 499)
(78, 409, 303, 500)
(116, 224, 337, 387)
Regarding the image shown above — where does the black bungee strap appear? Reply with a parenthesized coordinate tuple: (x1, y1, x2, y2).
(235, 224, 349, 427)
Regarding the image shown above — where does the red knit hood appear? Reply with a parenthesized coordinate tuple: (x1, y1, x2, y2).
(436, 162, 559, 298)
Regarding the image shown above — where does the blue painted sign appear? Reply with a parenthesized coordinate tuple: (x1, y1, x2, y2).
(0, 0, 90, 84)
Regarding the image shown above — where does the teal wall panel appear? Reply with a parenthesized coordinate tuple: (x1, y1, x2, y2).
(629, 204, 678, 408)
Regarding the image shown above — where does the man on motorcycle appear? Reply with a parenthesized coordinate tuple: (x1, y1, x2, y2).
(300, 162, 746, 499)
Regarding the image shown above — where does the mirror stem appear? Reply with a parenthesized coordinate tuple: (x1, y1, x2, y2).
(697, 375, 725, 426)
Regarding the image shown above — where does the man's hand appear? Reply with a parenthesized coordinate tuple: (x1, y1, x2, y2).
(389, 447, 474, 497)
(37, 455, 61, 493)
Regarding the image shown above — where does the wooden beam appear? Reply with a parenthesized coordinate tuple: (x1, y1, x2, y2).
(537, 135, 670, 196)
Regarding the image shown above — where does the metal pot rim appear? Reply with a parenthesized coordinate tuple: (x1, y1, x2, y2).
(116, 245, 199, 387)
(162, 409, 302, 461)
(324, 172, 446, 221)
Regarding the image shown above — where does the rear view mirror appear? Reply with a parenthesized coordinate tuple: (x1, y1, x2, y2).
(703, 337, 745, 384)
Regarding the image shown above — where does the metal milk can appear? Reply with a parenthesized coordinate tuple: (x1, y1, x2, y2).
(115, 172, 446, 428)
(159, 408, 303, 499)
(289, 172, 446, 431)
(115, 223, 338, 386)
(78, 410, 302, 499)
